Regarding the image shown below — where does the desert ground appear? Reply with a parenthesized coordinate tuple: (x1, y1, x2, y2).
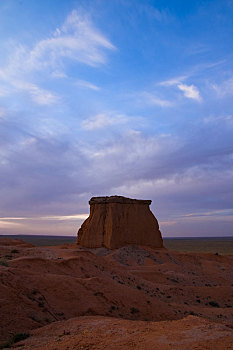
(0, 237, 232, 349)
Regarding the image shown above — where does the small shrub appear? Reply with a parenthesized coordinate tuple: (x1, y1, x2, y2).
(11, 249, 19, 254)
(0, 260, 8, 267)
(4, 255, 12, 260)
(170, 278, 178, 283)
(136, 285, 141, 290)
(117, 280, 124, 285)
(130, 307, 139, 314)
(0, 341, 11, 349)
(109, 305, 116, 313)
(32, 289, 38, 295)
(11, 333, 30, 343)
(209, 301, 219, 308)
(0, 333, 30, 349)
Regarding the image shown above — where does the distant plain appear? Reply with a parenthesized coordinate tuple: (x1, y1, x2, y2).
(0, 235, 232, 255)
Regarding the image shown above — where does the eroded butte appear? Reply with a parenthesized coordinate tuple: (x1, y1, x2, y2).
(77, 196, 163, 249)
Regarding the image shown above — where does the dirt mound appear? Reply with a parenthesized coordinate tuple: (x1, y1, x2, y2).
(0, 240, 232, 346)
(77, 196, 163, 249)
(0, 238, 34, 247)
(8, 315, 233, 350)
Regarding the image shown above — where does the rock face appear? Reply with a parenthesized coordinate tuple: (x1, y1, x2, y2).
(77, 196, 163, 249)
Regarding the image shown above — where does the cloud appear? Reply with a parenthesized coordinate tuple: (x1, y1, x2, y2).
(141, 92, 173, 107)
(158, 75, 203, 103)
(13, 80, 59, 105)
(0, 214, 89, 222)
(42, 214, 89, 221)
(0, 85, 10, 97)
(0, 108, 6, 119)
(138, 77, 201, 107)
(28, 10, 116, 71)
(75, 79, 100, 91)
(182, 209, 233, 218)
(158, 75, 187, 86)
(51, 71, 68, 79)
(0, 220, 23, 229)
(211, 78, 233, 98)
(0, 10, 115, 104)
(177, 83, 202, 101)
(160, 220, 177, 226)
(203, 114, 233, 126)
(1, 114, 233, 236)
(0, 53, 59, 105)
(147, 94, 173, 107)
(81, 112, 128, 130)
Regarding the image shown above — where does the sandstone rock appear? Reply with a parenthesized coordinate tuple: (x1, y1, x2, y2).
(77, 196, 163, 249)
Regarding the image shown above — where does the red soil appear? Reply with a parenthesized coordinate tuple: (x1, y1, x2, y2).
(0, 238, 232, 349)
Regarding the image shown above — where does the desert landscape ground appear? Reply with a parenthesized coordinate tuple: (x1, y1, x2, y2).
(0, 236, 232, 349)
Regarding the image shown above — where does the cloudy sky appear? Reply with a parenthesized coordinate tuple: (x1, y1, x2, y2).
(0, 0, 233, 237)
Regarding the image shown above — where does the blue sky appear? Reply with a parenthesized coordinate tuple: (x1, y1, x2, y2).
(0, 0, 233, 237)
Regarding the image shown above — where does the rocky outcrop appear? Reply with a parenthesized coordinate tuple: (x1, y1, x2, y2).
(77, 196, 163, 249)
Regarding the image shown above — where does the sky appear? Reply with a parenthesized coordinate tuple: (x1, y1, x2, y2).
(0, 0, 233, 237)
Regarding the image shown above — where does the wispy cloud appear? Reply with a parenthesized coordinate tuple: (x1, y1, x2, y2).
(180, 209, 233, 223)
(211, 78, 233, 98)
(158, 75, 187, 86)
(51, 70, 68, 79)
(82, 112, 128, 130)
(0, 107, 6, 118)
(0, 220, 23, 229)
(147, 76, 202, 105)
(182, 209, 233, 218)
(27, 10, 116, 71)
(0, 214, 88, 221)
(177, 83, 202, 101)
(160, 220, 177, 226)
(0, 10, 115, 104)
(141, 92, 173, 107)
(75, 79, 100, 91)
(13, 80, 59, 105)
(203, 114, 233, 125)
(0, 214, 88, 232)
(42, 214, 89, 221)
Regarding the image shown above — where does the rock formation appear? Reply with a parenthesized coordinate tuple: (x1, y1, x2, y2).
(77, 196, 163, 249)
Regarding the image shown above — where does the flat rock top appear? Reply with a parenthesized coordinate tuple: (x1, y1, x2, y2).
(89, 196, 152, 205)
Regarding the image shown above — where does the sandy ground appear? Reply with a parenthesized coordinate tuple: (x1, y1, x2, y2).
(0, 238, 232, 349)
(10, 315, 233, 350)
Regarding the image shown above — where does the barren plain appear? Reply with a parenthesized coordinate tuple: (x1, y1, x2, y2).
(0, 237, 232, 349)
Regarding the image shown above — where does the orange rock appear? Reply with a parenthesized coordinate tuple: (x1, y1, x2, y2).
(77, 196, 163, 249)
